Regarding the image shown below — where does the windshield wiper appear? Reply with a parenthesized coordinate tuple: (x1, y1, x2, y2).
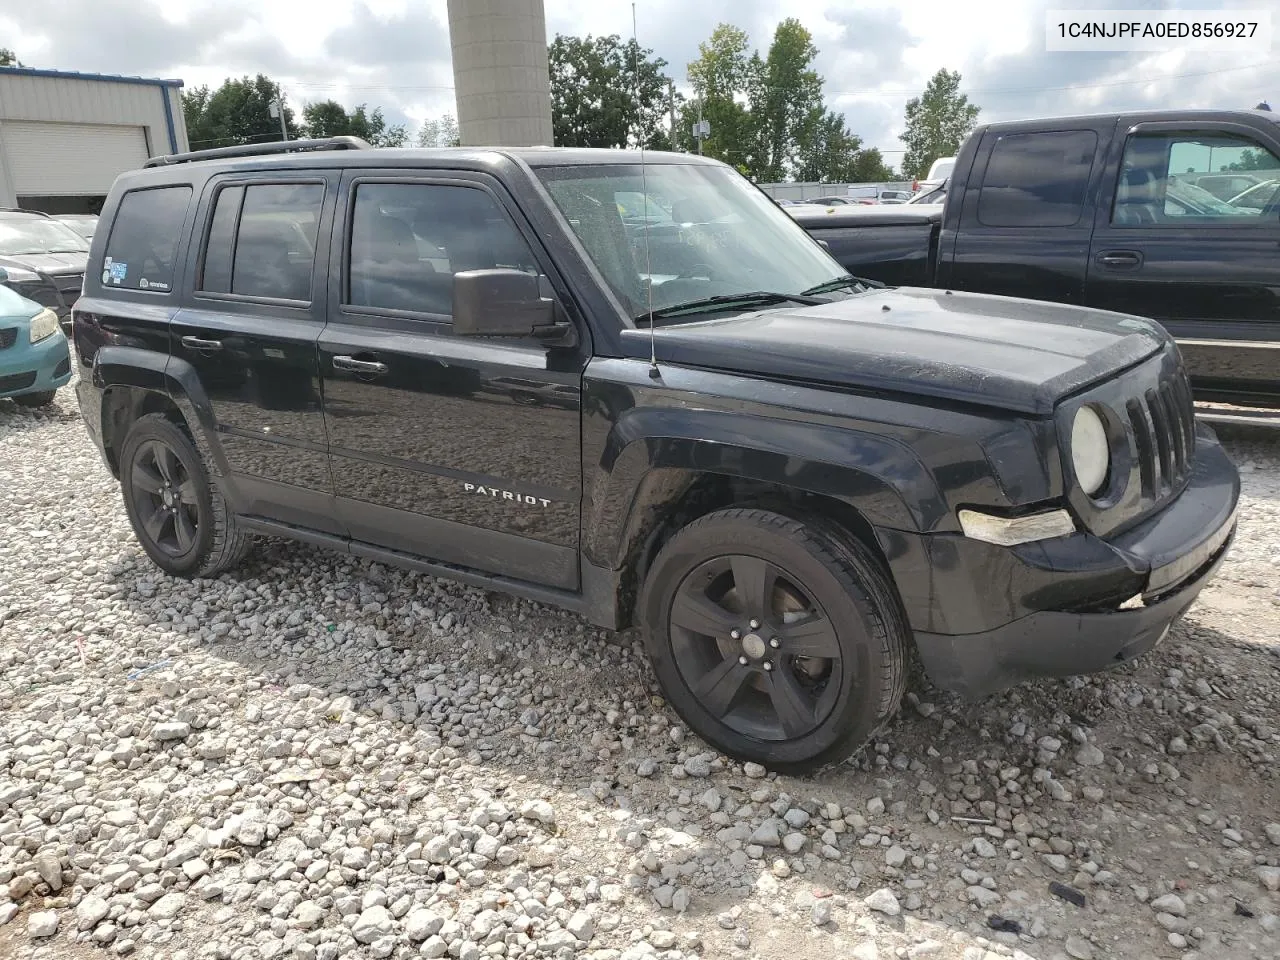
(637, 290, 823, 326)
(801, 274, 882, 296)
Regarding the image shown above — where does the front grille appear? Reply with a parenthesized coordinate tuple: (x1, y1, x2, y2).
(0, 327, 16, 350)
(1125, 372, 1196, 499)
(0, 371, 37, 393)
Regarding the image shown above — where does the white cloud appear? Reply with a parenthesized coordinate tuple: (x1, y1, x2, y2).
(4, 0, 1278, 165)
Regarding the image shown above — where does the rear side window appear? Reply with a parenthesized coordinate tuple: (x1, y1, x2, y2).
(102, 186, 192, 292)
(977, 130, 1098, 227)
(199, 182, 325, 302)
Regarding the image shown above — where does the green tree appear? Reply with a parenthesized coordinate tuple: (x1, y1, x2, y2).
(1227, 148, 1279, 171)
(549, 34, 676, 149)
(417, 114, 460, 147)
(0, 48, 23, 67)
(681, 24, 755, 166)
(302, 100, 408, 147)
(900, 69, 979, 179)
(182, 75, 303, 149)
(750, 19, 827, 182)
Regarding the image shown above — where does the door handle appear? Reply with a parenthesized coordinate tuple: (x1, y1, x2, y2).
(180, 335, 223, 352)
(1096, 250, 1142, 268)
(332, 355, 389, 376)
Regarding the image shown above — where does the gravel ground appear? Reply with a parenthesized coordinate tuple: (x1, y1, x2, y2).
(2, 382, 1279, 960)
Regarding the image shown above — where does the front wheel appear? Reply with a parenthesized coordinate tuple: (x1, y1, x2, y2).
(639, 508, 907, 773)
(13, 390, 56, 408)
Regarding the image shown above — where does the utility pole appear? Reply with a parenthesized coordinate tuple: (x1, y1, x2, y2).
(668, 80, 676, 148)
(269, 96, 289, 142)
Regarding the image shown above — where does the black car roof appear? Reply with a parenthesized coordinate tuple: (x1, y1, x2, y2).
(977, 107, 1280, 133)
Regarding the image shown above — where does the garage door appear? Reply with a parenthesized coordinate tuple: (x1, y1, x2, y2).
(2, 121, 149, 196)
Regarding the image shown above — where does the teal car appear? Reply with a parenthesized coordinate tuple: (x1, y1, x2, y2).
(0, 266, 71, 408)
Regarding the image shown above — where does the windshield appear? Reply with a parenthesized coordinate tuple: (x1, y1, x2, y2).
(0, 218, 90, 256)
(534, 162, 849, 321)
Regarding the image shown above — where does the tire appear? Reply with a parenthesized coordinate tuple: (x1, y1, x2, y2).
(119, 413, 253, 578)
(639, 507, 907, 773)
(13, 390, 56, 408)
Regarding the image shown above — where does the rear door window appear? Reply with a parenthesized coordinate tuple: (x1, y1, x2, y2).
(977, 130, 1098, 227)
(102, 186, 193, 292)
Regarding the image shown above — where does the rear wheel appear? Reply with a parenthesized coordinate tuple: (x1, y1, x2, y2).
(13, 390, 56, 408)
(119, 413, 252, 578)
(639, 508, 907, 773)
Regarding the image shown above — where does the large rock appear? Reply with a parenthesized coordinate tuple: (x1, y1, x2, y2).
(28, 910, 58, 938)
(352, 905, 394, 944)
(864, 887, 901, 916)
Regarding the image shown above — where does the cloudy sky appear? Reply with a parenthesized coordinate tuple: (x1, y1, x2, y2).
(3, 0, 1277, 163)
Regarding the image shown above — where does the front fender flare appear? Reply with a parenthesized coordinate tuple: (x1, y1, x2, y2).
(584, 407, 947, 569)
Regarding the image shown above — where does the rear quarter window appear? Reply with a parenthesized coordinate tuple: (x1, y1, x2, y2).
(101, 186, 193, 292)
(977, 130, 1098, 228)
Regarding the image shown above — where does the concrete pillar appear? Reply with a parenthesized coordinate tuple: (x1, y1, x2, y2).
(446, 0, 555, 147)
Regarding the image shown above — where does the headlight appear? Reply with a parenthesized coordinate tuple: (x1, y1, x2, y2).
(1071, 406, 1110, 496)
(29, 308, 60, 343)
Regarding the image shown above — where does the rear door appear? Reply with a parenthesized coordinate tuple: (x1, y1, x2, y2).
(171, 174, 343, 533)
(1085, 120, 1280, 405)
(940, 123, 1112, 304)
(318, 170, 588, 588)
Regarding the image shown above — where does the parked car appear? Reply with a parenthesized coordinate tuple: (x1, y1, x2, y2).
(73, 137, 1238, 771)
(1227, 178, 1280, 211)
(0, 267, 72, 407)
(913, 155, 955, 194)
(794, 108, 1280, 409)
(0, 209, 89, 336)
(55, 213, 99, 241)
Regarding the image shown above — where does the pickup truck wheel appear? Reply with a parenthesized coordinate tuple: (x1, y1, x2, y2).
(119, 413, 252, 579)
(640, 508, 906, 773)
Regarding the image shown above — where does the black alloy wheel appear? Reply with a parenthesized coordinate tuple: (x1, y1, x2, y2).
(128, 438, 201, 557)
(669, 553, 842, 743)
(118, 413, 253, 578)
(640, 508, 907, 772)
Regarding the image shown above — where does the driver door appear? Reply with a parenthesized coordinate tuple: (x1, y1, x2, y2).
(318, 170, 589, 588)
(1086, 120, 1280, 405)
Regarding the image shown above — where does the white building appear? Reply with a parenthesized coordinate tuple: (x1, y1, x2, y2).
(0, 67, 189, 214)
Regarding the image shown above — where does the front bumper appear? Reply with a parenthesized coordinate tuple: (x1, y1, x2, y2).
(0, 332, 72, 399)
(911, 422, 1239, 698)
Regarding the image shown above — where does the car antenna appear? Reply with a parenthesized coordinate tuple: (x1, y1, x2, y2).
(633, 2, 660, 379)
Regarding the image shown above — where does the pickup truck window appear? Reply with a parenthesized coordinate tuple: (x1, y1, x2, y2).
(977, 130, 1097, 227)
(346, 182, 538, 318)
(1116, 133, 1280, 224)
(534, 163, 847, 321)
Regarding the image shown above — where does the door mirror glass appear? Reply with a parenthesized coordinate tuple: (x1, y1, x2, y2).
(453, 269, 555, 337)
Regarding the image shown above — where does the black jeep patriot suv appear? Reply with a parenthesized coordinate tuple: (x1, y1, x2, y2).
(73, 137, 1240, 771)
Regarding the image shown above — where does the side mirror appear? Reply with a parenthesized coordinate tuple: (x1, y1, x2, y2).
(453, 269, 558, 338)
(0, 267, 8, 283)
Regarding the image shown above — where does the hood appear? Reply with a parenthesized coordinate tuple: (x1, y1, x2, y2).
(631, 288, 1167, 415)
(0, 251, 89, 275)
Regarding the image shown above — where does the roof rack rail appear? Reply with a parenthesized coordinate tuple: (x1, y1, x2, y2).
(144, 136, 373, 168)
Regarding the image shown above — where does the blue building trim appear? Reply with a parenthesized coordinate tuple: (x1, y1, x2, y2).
(0, 66, 185, 155)
(0, 66, 184, 88)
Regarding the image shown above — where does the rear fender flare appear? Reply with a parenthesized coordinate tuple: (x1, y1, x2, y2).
(94, 346, 233, 481)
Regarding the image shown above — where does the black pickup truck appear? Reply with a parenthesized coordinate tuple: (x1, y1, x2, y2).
(73, 138, 1238, 771)
(794, 109, 1280, 409)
